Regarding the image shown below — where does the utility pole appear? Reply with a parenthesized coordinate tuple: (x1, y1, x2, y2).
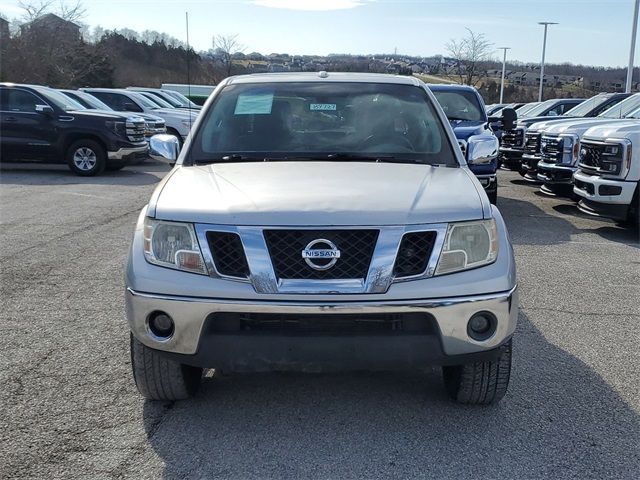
(626, 0, 640, 92)
(538, 22, 558, 102)
(498, 47, 511, 103)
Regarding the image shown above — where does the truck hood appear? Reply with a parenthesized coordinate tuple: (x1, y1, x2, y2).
(154, 108, 198, 119)
(583, 120, 640, 141)
(448, 121, 487, 141)
(526, 117, 586, 133)
(151, 162, 488, 226)
(68, 109, 134, 121)
(544, 117, 633, 136)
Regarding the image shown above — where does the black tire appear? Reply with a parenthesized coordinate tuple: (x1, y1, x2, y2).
(130, 333, 202, 401)
(442, 339, 512, 405)
(487, 188, 498, 205)
(627, 184, 640, 226)
(66, 139, 106, 176)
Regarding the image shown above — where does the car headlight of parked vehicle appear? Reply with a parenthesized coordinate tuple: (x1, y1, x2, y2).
(559, 134, 580, 165)
(105, 120, 127, 137)
(143, 218, 207, 274)
(435, 219, 498, 275)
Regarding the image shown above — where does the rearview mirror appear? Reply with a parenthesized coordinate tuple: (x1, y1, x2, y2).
(149, 134, 180, 163)
(35, 104, 54, 115)
(500, 107, 517, 130)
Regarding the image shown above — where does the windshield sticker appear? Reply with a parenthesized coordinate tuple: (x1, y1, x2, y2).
(234, 92, 274, 115)
(310, 103, 337, 111)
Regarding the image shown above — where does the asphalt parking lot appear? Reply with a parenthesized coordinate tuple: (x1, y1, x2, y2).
(0, 162, 639, 479)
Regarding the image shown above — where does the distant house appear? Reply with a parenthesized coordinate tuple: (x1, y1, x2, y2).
(20, 13, 81, 41)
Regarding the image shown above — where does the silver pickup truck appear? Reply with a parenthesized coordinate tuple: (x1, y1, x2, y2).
(126, 72, 518, 405)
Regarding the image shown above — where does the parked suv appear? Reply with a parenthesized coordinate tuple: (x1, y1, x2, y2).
(537, 94, 640, 194)
(499, 98, 585, 170)
(0, 83, 147, 175)
(127, 73, 518, 405)
(519, 93, 630, 180)
(81, 88, 197, 145)
(573, 122, 640, 224)
(59, 89, 167, 141)
(429, 84, 509, 204)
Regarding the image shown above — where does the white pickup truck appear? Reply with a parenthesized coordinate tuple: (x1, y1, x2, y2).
(126, 72, 518, 405)
(573, 122, 640, 224)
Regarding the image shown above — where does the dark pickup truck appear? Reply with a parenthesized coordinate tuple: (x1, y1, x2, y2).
(0, 83, 148, 175)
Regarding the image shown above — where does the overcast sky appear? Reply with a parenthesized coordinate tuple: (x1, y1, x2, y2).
(1, 0, 638, 67)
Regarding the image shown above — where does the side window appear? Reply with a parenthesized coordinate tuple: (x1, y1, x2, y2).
(6, 90, 41, 112)
(91, 92, 138, 111)
(0, 89, 7, 110)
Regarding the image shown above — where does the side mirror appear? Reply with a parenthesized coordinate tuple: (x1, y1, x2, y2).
(149, 134, 180, 163)
(500, 107, 517, 130)
(35, 104, 54, 115)
(467, 135, 499, 166)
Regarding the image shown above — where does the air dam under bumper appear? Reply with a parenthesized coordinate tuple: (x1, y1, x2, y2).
(126, 286, 518, 371)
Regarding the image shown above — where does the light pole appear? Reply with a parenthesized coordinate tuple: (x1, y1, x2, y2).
(498, 47, 511, 103)
(626, 0, 640, 93)
(538, 21, 558, 102)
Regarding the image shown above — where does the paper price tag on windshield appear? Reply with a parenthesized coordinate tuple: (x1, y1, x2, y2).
(235, 92, 274, 115)
(310, 103, 337, 111)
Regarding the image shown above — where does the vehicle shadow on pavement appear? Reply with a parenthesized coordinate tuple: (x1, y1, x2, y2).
(0, 163, 168, 186)
(498, 196, 639, 246)
(140, 312, 639, 479)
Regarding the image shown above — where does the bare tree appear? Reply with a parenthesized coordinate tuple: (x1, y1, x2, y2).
(57, 0, 86, 22)
(212, 34, 245, 77)
(445, 28, 492, 86)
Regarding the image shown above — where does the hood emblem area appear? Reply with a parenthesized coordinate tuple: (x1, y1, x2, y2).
(301, 239, 341, 271)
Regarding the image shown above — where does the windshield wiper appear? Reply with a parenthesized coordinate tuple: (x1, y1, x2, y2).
(325, 153, 397, 162)
(195, 154, 270, 164)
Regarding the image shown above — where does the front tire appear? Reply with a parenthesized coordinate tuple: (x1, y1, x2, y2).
(66, 140, 106, 176)
(130, 333, 202, 401)
(487, 188, 498, 205)
(442, 339, 512, 405)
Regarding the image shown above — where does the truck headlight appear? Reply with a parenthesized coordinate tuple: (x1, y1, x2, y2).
(105, 120, 126, 137)
(435, 219, 498, 275)
(143, 218, 207, 274)
(560, 134, 579, 165)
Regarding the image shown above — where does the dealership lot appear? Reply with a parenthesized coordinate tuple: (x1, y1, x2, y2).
(0, 164, 638, 479)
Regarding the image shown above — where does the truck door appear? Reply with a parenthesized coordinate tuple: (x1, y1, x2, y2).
(0, 88, 56, 161)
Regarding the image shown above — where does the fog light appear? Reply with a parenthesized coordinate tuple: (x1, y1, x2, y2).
(467, 312, 497, 341)
(149, 312, 174, 339)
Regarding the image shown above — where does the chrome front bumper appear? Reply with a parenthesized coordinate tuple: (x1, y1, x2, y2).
(126, 285, 518, 357)
(108, 144, 148, 160)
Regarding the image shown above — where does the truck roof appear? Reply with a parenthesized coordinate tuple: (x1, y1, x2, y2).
(427, 84, 479, 93)
(225, 71, 423, 86)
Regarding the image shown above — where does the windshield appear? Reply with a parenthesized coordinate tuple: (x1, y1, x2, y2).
(69, 91, 112, 110)
(129, 91, 160, 109)
(149, 91, 182, 107)
(563, 96, 608, 117)
(140, 92, 172, 108)
(432, 90, 485, 122)
(37, 87, 85, 111)
(164, 90, 196, 107)
(599, 94, 640, 118)
(514, 103, 539, 117)
(521, 99, 558, 118)
(190, 82, 457, 166)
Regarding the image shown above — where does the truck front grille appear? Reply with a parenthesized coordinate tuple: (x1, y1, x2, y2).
(578, 141, 605, 175)
(206, 231, 250, 278)
(393, 231, 437, 278)
(501, 127, 524, 148)
(264, 229, 379, 280)
(126, 120, 145, 143)
(540, 136, 563, 163)
(524, 132, 541, 155)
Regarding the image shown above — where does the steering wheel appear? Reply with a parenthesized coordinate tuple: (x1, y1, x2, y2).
(361, 132, 414, 151)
